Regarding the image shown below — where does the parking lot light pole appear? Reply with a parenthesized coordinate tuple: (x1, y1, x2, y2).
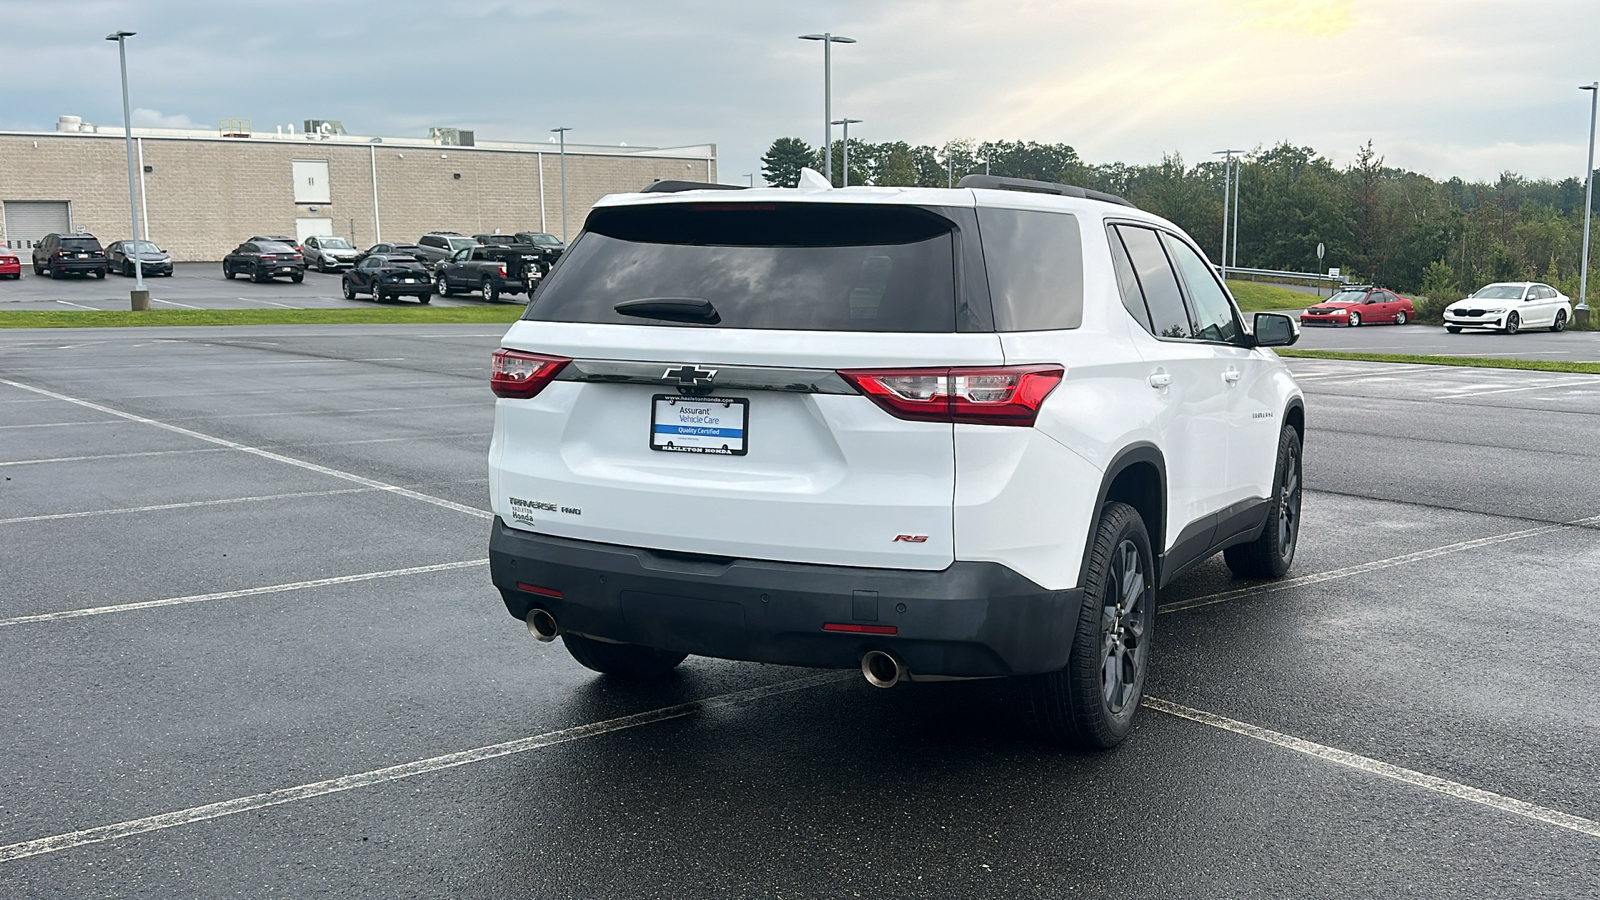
(799, 33, 855, 183)
(1579, 82, 1597, 327)
(1214, 150, 1242, 280)
(551, 127, 572, 243)
(107, 30, 147, 310)
(831, 118, 861, 186)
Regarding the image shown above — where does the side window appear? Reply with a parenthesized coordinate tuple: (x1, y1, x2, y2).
(1106, 226, 1153, 333)
(1115, 225, 1192, 339)
(1162, 234, 1239, 343)
(975, 208, 1084, 331)
(471, 248, 489, 261)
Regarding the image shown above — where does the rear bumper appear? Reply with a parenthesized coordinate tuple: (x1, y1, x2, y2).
(45, 259, 106, 274)
(489, 518, 1082, 678)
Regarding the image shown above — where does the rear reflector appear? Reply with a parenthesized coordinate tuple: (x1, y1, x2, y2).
(516, 583, 563, 598)
(490, 349, 570, 399)
(837, 365, 1064, 427)
(822, 623, 898, 635)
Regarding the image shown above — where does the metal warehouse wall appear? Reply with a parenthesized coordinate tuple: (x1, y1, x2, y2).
(0, 133, 716, 261)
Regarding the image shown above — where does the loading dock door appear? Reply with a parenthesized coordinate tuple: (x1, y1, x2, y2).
(295, 218, 334, 243)
(2, 201, 71, 250)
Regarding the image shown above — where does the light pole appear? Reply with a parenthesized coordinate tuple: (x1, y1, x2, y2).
(799, 33, 855, 183)
(831, 118, 861, 186)
(743, 173, 754, 187)
(1232, 158, 1242, 268)
(107, 30, 147, 310)
(1579, 82, 1597, 326)
(1214, 149, 1243, 279)
(551, 126, 572, 243)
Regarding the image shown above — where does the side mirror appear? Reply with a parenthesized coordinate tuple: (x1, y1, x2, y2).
(1253, 312, 1299, 347)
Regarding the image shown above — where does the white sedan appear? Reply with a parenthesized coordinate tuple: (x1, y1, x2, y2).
(1444, 282, 1572, 334)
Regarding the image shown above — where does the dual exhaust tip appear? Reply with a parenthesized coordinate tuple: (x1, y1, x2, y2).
(530, 608, 908, 689)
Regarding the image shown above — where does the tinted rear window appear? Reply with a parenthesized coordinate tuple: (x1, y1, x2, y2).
(524, 203, 958, 332)
(976, 208, 1083, 331)
(61, 237, 102, 250)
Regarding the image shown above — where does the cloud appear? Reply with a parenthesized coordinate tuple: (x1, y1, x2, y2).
(131, 108, 200, 129)
(1238, 0, 1357, 37)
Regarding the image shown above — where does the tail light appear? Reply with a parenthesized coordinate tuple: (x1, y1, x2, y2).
(491, 349, 570, 399)
(259, 254, 277, 261)
(837, 365, 1064, 427)
(498, 263, 508, 277)
(291, 253, 303, 260)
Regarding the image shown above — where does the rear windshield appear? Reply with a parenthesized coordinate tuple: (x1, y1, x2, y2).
(61, 237, 102, 250)
(524, 203, 957, 332)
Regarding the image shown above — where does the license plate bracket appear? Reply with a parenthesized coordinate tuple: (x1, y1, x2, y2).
(650, 394, 748, 456)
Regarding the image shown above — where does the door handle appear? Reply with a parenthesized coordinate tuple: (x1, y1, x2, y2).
(1148, 372, 1171, 388)
(1223, 368, 1242, 384)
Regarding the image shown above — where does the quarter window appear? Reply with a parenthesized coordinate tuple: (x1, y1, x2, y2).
(1162, 234, 1239, 343)
(975, 208, 1084, 331)
(1114, 225, 1192, 339)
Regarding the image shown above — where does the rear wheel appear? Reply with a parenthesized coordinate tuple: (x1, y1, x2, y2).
(1224, 425, 1302, 579)
(1553, 310, 1568, 333)
(482, 279, 499, 303)
(95, 269, 105, 279)
(1395, 310, 1408, 325)
(290, 272, 303, 284)
(561, 633, 686, 679)
(375, 287, 388, 303)
(1347, 311, 1361, 327)
(1503, 312, 1520, 334)
(418, 292, 431, 304)
(1026, 501, 1154, 749)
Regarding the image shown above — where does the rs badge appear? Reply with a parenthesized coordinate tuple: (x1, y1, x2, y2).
(893, 534, 929, 543)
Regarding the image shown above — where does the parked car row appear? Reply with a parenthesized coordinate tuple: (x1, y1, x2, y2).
(1299, 280, 1574, 335)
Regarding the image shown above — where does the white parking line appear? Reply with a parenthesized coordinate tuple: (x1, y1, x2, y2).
(1144, 697, 1600, 839)
(52, 299, 100, 311)
(235, 296, 296, 308)
(150, 298, 201, 309)
(0, 378, 492, 521)
(0, 672, 848, 864)
(1158, 513, 1600, 615)
(0, 447, 229, 468)
(0, 419, 117, 430)
(0, 487, 378, 526)
(0, 559, 489, 628)
(1432, 378, 1600, 399)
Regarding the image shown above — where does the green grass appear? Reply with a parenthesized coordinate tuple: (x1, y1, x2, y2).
(1276, 348, 1600, 375)
(0, 306, 525, 329)
(1226, 281, 1317, 313)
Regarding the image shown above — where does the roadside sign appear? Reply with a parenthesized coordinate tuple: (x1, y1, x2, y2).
(1317, 242, 1325, 260)
(1328, 267, 1340, 278)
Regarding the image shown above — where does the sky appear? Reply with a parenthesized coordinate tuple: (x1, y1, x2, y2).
(2, 0, 1597, 186)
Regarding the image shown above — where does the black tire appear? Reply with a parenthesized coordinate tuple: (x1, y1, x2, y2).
(1503, 312, 1520, 334)
(434, 274, 452, 297)
(122, 262, 133, 277)
(561, 633, 686, 679)
(32, 263, 43, 276)
(290, 273, 304, 284)
(1224, 425, 1303, 579)
(482, 279, 499, 303)
(223, 263, 236, 280)
(1446, 325, 1462, 333)
(319, 258, 331, 274)
(418, 293, 431, 304)
(94, 269, 105, 279)
(1553, 310, 1567, 333)
(1395, 310, 1408, 325)
(1025, 501, 1155, 749)
(1347, 311, 1361, 327)
(342, 280, 358, 301)
(375, 287, 388, 303)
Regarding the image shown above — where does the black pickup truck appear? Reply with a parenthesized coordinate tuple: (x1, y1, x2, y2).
(432, 244, 543, 302)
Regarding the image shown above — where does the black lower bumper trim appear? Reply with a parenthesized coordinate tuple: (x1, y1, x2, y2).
(489, 518, 1082, 677)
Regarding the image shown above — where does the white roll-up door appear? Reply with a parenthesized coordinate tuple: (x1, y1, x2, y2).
(2, 201, 71, 250)
(295, 217, 334, 243)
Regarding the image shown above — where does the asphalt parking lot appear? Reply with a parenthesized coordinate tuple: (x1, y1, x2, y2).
(2, 326, 1598, 898)
(0, 263, 514, 311)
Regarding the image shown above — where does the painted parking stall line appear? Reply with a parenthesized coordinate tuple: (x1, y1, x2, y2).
(0, 560, 488, 628)
(0, 673, 849, 865)
(0, 486, 380, 526)
(0, 378, 491, 521)
(1144, 697, 1600, 839)
(0, 447, 230, 468)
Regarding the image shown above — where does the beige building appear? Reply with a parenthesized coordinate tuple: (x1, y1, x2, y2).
(0, 120, 716, 261)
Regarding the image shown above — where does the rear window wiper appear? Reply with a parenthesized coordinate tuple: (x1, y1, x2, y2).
(613, 297, 721, 325)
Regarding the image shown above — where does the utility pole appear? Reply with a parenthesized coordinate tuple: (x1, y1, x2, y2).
(799, 33, 855, 183)
(831, 118, 861, 186)
(1580, 82, 1597, 327)
(551, 127, 572, 243)
(1214, 149, 1243, 279)
(108, 30, 147, 310)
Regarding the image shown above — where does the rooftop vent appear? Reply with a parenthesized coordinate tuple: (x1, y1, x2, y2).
(304, 119, 346, 139)
(430, 127, 475, 147)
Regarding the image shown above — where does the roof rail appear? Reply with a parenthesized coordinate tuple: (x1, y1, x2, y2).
(640, 180, 746, 194)
(956, 174, 1135, 209)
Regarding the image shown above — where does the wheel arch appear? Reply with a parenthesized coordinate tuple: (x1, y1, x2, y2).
(1084, 443, 1166, 588)
(1283, 396, 1305, 445)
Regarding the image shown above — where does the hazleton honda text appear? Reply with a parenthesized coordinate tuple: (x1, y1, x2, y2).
(486, 172, 1305, 749)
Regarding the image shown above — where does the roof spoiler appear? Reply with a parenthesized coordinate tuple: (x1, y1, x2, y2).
(956, 174, 1135, 209)
(640, 180, 746, 194)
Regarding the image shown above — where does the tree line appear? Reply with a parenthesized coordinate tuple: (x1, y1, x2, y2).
(760, 136, 1600, 298)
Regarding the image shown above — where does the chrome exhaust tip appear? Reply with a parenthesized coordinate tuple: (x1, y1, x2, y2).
(526, 608, 560, 642)
(860, 649, 906, 689)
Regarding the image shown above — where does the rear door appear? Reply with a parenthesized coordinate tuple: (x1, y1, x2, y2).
(492, 200, 998, 570)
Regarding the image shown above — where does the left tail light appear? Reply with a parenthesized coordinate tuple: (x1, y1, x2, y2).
(837, 365, 1064, 427)
(491, 349, 570, 399)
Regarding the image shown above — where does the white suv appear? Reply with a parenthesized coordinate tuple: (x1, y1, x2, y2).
(486, 173, 1304, 748)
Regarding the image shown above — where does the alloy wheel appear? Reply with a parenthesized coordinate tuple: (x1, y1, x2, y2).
(1100, 539, 1149, 716)
(1505, 312, 1520, 335)
(1277, 440, 1301, 561)
(1348, 312, 1361, 327)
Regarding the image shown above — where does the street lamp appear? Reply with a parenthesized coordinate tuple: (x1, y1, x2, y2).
(107, 30, 147, 310)
(831, 118, 861, 186)
(1579, 82, 1597, 326)
(551, 126, 572, 243)
(799, 32, 855, 183)
(1214, 149, 1243, 280)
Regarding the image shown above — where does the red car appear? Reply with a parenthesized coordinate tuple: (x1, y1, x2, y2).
(1299, 285, 1414, 327)
(0, 247, 20, 279)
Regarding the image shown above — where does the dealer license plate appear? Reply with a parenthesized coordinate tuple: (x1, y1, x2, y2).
(650, 395, 748, 456)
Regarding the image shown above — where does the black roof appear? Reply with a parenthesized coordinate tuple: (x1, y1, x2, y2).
(956, 174, 1135, 209)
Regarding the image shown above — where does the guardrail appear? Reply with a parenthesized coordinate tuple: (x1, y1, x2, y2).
(1216, 265, 1350, 297)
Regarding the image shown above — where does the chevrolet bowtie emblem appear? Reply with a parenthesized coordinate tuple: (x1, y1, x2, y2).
(664, 365, 717, 385)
